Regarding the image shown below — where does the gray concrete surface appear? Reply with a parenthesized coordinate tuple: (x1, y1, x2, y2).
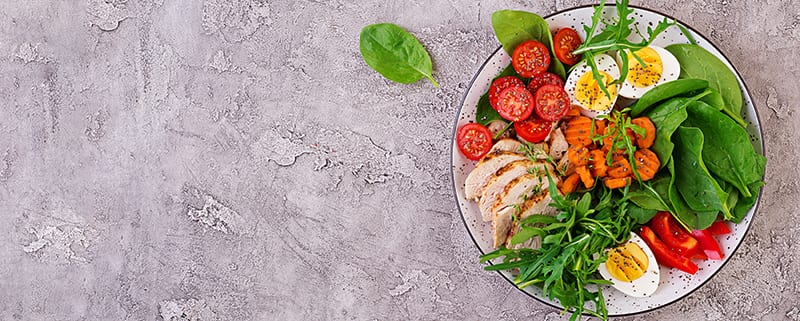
(0, 0, 796, 320)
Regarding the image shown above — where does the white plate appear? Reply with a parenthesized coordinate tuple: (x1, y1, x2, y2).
(450, 4, 765, 317)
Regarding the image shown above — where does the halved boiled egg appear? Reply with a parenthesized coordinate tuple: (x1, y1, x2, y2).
(597, 232, 660, 297)
(564, 54, 620, 118)
(615, 46, 681, 99)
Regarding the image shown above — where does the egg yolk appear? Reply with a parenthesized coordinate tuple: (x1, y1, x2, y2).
(626, 47, 663, 88)
(606, 241, 649, 282)
(576, 71, 618, 111)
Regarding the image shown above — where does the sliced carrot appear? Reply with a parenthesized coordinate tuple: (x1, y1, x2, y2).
(567, 145, 591, 167)
(564, 104, 582, 118)
(564, 116, 593, 147)
(604, 177, 631, 189)
(633, 148, 660, 181)
(593, 119, 607, 137)
(632, 117, 656, 149)
(560, 172, 581, 195)
(588, 149, 608, 177)
(575, 165, 594, 189)
(608, 155, 633, 178)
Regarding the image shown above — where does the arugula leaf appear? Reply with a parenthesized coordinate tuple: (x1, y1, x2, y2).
(359, 23, 439, 87)
(491, 10, 566, 79)
(481, 168, 636, 319)
(572, 0, 690, 98)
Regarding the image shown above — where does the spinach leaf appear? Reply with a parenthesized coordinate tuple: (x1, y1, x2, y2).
(673, 126, 732, 221)
(645, 90, 711, 166)
(628, 203, 659, 224)
(699, 87, 725, 111)
(475, 64, 518, 125)
(666, 157, 717, 230)
(724, 183, 739, 210)
(698, 87, 747, 126)
(646, 98, 689, 167)
(359, 23, 439, 87)
(683, 101, 767, 198)
(629, 79, 708, 116)
(732, 181, 765, 223)
(627, 176, 672, 212)
(491, 10, 566, 79)
(665, 44, 743, 123)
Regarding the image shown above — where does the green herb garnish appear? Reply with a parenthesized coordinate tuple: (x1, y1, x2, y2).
(481, 173, 636, 320)
(573, 0, 688, 98)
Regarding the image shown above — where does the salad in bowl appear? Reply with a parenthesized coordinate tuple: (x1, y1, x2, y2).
(451, 0, 766, 319)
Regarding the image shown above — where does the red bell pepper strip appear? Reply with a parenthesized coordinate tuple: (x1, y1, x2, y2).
(706, 221, 732, 235)
(649, 211, 700, 258)
(639, 226, 699, 274)
(691, 229, 725, 260)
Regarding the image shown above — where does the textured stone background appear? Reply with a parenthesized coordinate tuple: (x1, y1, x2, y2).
(0, 0, 795, 320)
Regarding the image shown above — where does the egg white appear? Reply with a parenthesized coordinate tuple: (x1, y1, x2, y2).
(616, 46, 681, 99)
(597, 232, 660, 298)
(564, 54, 620, 118)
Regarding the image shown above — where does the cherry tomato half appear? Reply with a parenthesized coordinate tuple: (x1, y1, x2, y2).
(512, 40, 551, 78)
(488, 76, 525, 111)
(553, 28, 583, 65)
(527, 72, 565, 94)
(456, 123, 493, 161)
(534, 84, 570, 121)
(514, 117, 552, 143)
(496, 86, 535, 122)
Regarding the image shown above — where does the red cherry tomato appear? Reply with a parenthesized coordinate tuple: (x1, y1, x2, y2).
(496, 86, 535, 122)
(512, 40, 551, 78)
(553, 28, 583, 65)
(527, 72, 565, 94)
(488, 76, 525, 111)
(456, 123, 493, 161)
(514, 117, 553, 143)
(533, 84, 570, 121)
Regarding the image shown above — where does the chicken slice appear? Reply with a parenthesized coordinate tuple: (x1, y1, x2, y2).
(548, 127, 569, 161)
(504, 192, 560, 250)
(464, 151, 527, 200)
(478, 160, 553, 222)
(491, 173, 555, 217)
(492, 206, 516, 248)
(490, 138, 524, 154)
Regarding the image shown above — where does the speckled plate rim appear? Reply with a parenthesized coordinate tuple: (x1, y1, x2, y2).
(449, 3, 766, 317)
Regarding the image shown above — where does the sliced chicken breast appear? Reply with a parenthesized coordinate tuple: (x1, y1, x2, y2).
(504, 192, 560, 250)
(490, 138, 524, 154)
(548, 127, 569, 160)
(464, 151, 527, 200)
(479, 160, 552, 222)
(492, 206, 515, 248)
(491, 173, 555, 217)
